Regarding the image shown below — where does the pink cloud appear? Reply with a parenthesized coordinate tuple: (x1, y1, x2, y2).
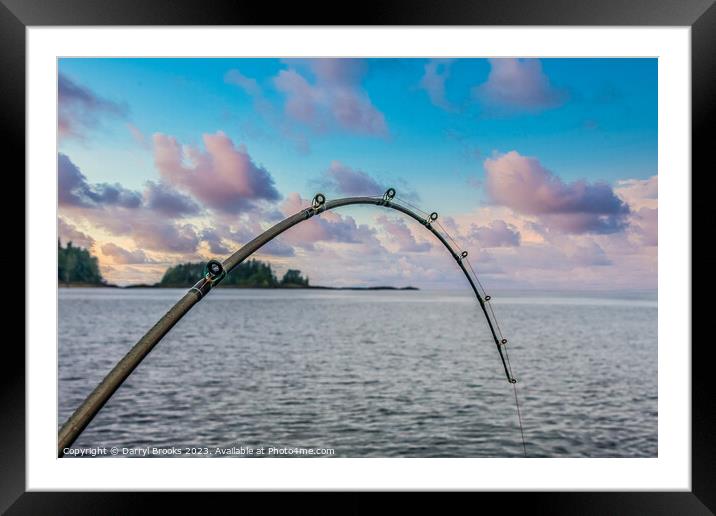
(197, 221, 295, 258)
(101, 242, 155, 265)
(469, 220, 521, 247)
(321, 161, 385, 197)
(614, 175, 657, 246)
(225, 69, 262, 97)
(484, 151, 629, 234)
(143, 180, 201, 217)
(59, 153, 201, 255)
(279, 193, 383, 252)
(496, 240, 611, 272)
(571, 241, 612, 266)
(199, 228, 231, 255)
(58, 73, 127, 140)
(419, 59, 455, 111)
(632, 207, 657, 246)
(280, 192, 311, 216)
(58, 217, 95, 249)
(225, 69, 312, 154)
(474, 59, 567, 111)
(376, 215, 431, 252)
(615, 176, 658, 209)
(91, 209, 200, 254)
(309, 59, 367, 85)
(153, 131, 280, 214)
(257, 238, 296, 257)
(59, 153, 201, 222)
(274, 59, 387, 136)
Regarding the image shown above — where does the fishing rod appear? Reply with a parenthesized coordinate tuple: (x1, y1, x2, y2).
(58, 188, 521, 457)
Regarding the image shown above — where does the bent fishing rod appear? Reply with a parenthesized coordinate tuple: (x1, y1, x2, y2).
(58, 188, 519, 457)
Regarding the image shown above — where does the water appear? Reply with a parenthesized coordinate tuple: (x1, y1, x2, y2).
(58, 288, 657, 458)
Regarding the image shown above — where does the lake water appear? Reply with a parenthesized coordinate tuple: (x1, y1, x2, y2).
(58, 288, 657, 458)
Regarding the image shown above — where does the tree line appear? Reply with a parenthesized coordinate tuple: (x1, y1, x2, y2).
(159, 259, 309, 288)
(57, 240, 309, 288)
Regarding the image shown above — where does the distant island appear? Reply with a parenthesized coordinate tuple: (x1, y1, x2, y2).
(58, 240, 417, 291)
(158, 260, 309, 288)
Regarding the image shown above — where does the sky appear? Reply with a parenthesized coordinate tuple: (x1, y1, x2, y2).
(57, 58, 657, 290)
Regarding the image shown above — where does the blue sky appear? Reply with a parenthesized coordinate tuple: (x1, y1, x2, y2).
(57, 58, 658, 289)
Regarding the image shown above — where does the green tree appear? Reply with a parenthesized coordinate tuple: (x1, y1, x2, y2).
(58, 240, 104, 284)
(281, 269, 309, 287)
(223, 259, 279, 287)
(158, 262, 205, 287)
(159, 259, 291, 288)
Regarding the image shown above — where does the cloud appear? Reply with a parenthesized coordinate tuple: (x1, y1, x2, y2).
(259, 238, 296, 257)
(279, 193, 313, 217)
(225, 69, 262, 97)
(274, 59, 387, 136)
(225, 69, 314, 153)
(316, 162, 418, 202)
(89, 209, 201, 254)
(496, 239, 611, 272)
(419, 59, 455, 111)
(153, 131, 280, 214)
(200, 227, 231, 255)
(630, 207, 657, 246)
(615, 176, 657, 209)
(484, 151, 630, 234)
(58, 217, 95, 249)
(127, 123, 150, 149)
(59, 153, 201, 255)
(614, 176, 657, 246)
(469, 220, 521, 247)
(376, 215, 431, 252)
(100, 242, 155, 264)
(197, 220, 296, 259)
(58, 153, 142, 209)
(474, 59, 567, 111)
(279, 193, 383, 252)
(548, 236, 613, 267)
(321, 161, 385, 197)
(58, 72, 127, 140)
(143, 181, 202, 217)
(136, 223, 200, 255)
(571, 241, 612, 266)
(225, 69, 274, 116)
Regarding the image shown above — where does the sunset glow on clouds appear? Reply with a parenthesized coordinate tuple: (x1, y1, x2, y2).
(484, 151, 630, 234)
(474, 58, 568, 111)
(58, 58, 657, 289)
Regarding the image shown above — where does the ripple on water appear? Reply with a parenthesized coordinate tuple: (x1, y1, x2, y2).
(59, 288, 657, 458)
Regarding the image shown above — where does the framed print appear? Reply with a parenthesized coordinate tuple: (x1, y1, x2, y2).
(5, 0, 714, 512)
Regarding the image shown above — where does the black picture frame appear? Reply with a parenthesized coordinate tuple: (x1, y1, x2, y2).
(4, 0, 713, 512)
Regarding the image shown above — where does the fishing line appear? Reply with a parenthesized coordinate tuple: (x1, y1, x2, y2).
(486, 304, 504, 338)
(434, 220, 463, 251)
(463, 257, 489, 300)
(394, 195, 431, 218)
(399, 200, 528, 457)
(499, 329, 526, 456)
(511, 377, 528, 457)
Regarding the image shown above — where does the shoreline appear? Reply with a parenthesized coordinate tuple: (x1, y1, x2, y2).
(58, 283, 419, 291)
